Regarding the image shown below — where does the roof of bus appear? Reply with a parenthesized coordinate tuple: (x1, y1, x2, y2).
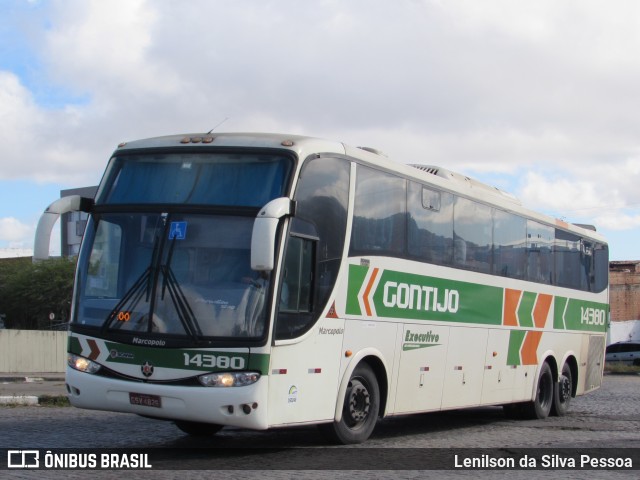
(115, 132, 607, 243)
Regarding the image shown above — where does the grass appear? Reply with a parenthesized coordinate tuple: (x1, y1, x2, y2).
(37, 395, 71, 407)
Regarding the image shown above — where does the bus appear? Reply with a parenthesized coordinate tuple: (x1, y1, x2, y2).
(34, 133, 609, 444)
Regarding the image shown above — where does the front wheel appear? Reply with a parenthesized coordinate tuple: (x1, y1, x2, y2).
(174, 421, 223, 436)
(319, 363, 380, 444)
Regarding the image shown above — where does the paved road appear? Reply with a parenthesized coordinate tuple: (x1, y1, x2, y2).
(1, 374, 639, 479)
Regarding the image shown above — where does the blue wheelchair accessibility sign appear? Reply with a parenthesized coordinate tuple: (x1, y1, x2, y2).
(169, 221, 187, 240)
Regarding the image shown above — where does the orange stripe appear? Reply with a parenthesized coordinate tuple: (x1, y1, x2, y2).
(363, 268, 379, 317)
(503, 289, 521, 326)
(87, 339, 100, 361)
(533, 294, 553, 328)
(521, 331, 543, 365)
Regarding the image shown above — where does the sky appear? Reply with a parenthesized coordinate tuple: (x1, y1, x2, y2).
(0, 0, 639, 260)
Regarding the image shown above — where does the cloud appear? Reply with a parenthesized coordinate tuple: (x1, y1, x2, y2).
(0, 216, 33, 244)
(1, 0, 640, 243)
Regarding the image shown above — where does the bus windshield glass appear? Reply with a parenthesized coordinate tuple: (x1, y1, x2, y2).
(75, 213, 269, 339)
(73, 151, 294, 341)
(99, 151, 292, 207)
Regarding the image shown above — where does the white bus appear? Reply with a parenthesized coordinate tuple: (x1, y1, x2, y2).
(34, 133, 609, 444)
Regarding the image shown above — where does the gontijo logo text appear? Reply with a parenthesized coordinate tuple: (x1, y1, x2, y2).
(346, 264, 503, 325)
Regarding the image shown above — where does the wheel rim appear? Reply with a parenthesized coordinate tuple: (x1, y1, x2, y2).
(558, 374, 571, 403)
(345, 378, 371, 428)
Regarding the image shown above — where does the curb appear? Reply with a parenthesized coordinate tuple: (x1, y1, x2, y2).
(0, 376, 66, 383)
(0, 395, 39, 406)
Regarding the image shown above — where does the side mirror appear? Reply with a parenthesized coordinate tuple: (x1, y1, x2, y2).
(251, 197, 294, 271)
(33, 195, 94, 262)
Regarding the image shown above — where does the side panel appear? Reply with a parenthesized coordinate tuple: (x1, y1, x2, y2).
(267, 317, 345, 426)
(441, 327, 488, 408)
(339, 318, 399, 414)
(343, 260, 608, 412)
(394, 324, 449, 413)
(481, 329, 516, 404)
(584, 335, 606, 392)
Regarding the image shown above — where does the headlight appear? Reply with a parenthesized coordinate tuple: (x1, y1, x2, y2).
(68, 354, 101, 374)
(198, 372, 260, 387)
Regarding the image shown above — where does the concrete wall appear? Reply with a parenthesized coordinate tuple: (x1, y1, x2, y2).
(0, 330, 66, 373)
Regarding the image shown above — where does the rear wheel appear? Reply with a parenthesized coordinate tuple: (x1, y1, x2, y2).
(174, 421, 223, 436)
(523, 362, 554, 419)
(319, 363, 380, 444)
(551, 362, 573, 417)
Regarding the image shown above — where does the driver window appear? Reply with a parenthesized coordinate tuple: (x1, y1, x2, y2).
(279, 236, 314, 313)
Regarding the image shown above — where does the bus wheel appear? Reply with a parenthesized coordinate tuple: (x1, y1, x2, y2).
(174, 421, 223, 436)
(524, 362, 554, 419)
(319, 363, 380, 444)
(551, 362, 573, 417)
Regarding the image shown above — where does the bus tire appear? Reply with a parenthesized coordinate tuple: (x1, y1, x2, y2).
(174, 421, 223, 436)
(524, 362, 554, 419)
(551, 362, 573, 417)
(319, 363, 380, 444)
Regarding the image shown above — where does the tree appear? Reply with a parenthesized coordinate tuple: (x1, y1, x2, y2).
(0, 257, 76, 330)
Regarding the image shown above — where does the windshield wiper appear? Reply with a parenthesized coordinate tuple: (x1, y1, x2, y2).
(159, 236, 203, 341)
(102, 230, 162, 333)
(101, 267, 152, 333)
(160, 265, 203, 341)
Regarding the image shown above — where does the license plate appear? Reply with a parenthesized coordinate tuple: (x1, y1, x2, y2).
(129, 392, 162, 408)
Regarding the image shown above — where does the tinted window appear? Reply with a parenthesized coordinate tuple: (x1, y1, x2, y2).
(407, 182, 454, 265)
(526, 221, 554, 284)
(493, 210, 526, 278)
(351, 166, 406, 256)
(593, 243, 609, 293)
(454, 197, 492, 273)
(555, 230, 582, 289)
(101, 152, 292, 207)
(279, 236, 314, 313)
(275, 156, 350, 340)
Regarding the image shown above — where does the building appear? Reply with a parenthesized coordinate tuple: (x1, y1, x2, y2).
(60, 186, 98, 257)
(609, 260, 640, 343)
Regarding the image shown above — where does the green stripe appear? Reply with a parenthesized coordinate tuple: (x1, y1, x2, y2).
(554, 297, 568, 330)
(554, 297, 608, 332)
(68, 335, 81, 355)
(507, 330, 526, 366)
(517, 292, 536, 328)
(346, 264, 368, 315)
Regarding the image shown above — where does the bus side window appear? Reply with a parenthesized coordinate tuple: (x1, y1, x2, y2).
(279, 236, 314, 313)
(275, 235, 316, 339)
(407, 182, 454, 265)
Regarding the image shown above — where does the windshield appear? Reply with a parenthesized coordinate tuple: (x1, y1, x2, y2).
(99, 151, 291, 206)
(75, 213, 269, 339)
(72, 150, 293, 341)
